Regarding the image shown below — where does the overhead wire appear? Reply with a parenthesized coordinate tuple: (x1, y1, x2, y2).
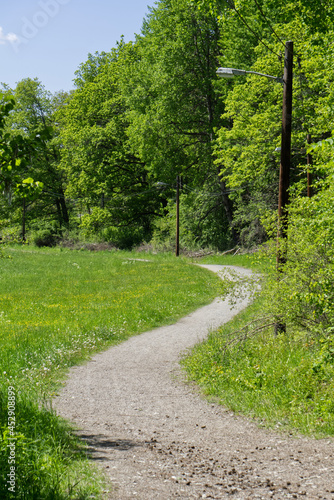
(223, 0, 282, 59)
(252, 0, 288, 52)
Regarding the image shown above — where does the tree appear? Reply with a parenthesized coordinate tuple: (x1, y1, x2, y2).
(122, 0, 237, 248)
(73, 51, 113, 88)
(214, 17, 334, 244)
(191, 0, 334, 34)
(0, 91, 44, 240)
(2, 79, 69, 238)
(58, 42, 162, 248)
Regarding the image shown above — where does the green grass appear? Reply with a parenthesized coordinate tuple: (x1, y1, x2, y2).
(0, 391, 106, 499)
(194, 250, 272, 273)
(0, 245, 222, 499)
(182, 253, 334, 439)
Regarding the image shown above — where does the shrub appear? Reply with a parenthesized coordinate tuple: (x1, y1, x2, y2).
(261, 185, 334, 335)
(32, 229, 58, 248)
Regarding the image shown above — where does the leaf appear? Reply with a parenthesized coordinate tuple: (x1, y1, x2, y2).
(22, 177, 35, 184)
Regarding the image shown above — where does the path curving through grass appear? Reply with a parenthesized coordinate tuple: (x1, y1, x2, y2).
(54, 264, 334, 499)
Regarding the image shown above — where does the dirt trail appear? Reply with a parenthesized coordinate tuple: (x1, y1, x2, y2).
(54, 265, 334, 499)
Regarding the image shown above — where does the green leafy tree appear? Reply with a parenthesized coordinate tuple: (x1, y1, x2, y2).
(123, 0, 236, 248)
(73, 50, 114, 88)
(58, 42, 162, 248)
(215, 19, 334, 244)
(0, 91, 44, 240)
(191, 0, 334, 34)
(2, 79, 69, 241)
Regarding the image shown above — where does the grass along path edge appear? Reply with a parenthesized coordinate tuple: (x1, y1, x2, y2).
(183, 254, 334, 439)
(0, 246, 223, 499)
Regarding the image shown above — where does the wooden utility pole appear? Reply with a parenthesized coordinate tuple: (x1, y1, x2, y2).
(275, 40, 293, 335)
(277, 41, 293, 255)
(176, 175, 180, 257)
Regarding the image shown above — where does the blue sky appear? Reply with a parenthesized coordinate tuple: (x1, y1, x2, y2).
(1, 0, 154, 93)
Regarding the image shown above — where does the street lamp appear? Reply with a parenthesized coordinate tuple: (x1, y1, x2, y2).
(217, 41, 293, 334)
(217, 41, 293, 267)
(216, 67, 283, 84)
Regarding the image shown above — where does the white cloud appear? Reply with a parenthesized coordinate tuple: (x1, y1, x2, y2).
(0, 27, 19, 45)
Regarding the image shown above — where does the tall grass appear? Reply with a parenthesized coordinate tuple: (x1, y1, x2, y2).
(0, 246, 222, 499)
(183, 253, 334, 438)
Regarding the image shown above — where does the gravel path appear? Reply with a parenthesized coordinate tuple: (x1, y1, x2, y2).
(54, 265, 334, 499)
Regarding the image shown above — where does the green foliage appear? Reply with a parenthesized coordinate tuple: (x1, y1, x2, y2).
(192, 0, 334, 35)
(151, 189, 233, 252)
(58, 42, 161, 246)
(33, 232, 57, 248)
(0, 80, 70, 240)
(29, 220, 60, 248)
(101, 225, 146, 250)
(0, 92, 43, 207)
(214, 17, 334, 241)
(2, 0, 334, 251)
(122, 0, 234, 247)
(0, 389, 104, 499)
(231, 194, 269, 247)
(53, 0, 237, 250)
(80, 207, 148, 249)
(182, 284, 334, 436)
(73, 50, 113, 88)
(126, 0, 223, 180)
(260, 185, 334, 334)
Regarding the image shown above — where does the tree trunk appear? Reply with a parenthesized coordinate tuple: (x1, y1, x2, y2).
(22, 198, 26, 242)
(57, 186, 69, 228)
(218, 175, 238, 244)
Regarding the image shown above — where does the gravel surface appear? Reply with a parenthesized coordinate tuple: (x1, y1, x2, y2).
(54, 265, 334, 499)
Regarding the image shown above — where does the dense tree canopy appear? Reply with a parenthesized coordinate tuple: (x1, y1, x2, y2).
(8, 79, 69, 231)
(1, 0, 334, 255)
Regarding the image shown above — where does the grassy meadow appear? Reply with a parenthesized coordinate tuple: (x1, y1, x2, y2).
(2, 245, 333, 499)
(0, 245, 222, 499)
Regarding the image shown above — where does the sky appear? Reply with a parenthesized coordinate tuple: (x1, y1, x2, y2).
(1, 0, 155, 94)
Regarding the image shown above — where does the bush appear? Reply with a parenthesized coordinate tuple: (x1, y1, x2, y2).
(28, 220, 61, 248)
(262, 187, 334, 334)
(100, 224, 146, 250)
(80, 207, 148, 249)
(0, 225, 22, 243)
(32, 229, 58, 248)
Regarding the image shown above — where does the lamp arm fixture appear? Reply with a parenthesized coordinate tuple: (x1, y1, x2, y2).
(216, 67, 283, 84)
